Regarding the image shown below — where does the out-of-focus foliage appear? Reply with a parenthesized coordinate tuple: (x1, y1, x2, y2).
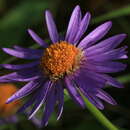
(0, 0, 130, 130)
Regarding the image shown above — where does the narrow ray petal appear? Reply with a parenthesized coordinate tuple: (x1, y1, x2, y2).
(89, 96, 104, 109)
(96, 89, 117, 105)
(86, 46, 127, 61)
(79, 86, 104, 109)
(29, 81, 53, 119)
(0, 61, 39, 70)
(64, 77, 85, 108)
(6, 79, 43, 103)
(65, 5, 81, 43)
(18, 93, 37, 113)
(74, 69, 106, 88)
(25, 111, 42, 128)
(45, 10, 59, 43)
(74, 12, 91, 44)
(0, 78, 13, 83)
(120, 55, 128, 59)
(28, 29, 48, 47)
(41, 87, 56, 126)
(0, 73, 38, 82)
(56, 81, 64, 120)
(13, 45, 43, 54)
(86, 34, 127, 55)
(78, 21, 112, 49)
(101, 74, 124, 88)
(86, 61, 126, 73)
(2, 48, 40, 59)
(0, 67, 41, 82)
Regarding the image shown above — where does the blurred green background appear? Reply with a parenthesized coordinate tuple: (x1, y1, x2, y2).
(0, 0, 130, 130)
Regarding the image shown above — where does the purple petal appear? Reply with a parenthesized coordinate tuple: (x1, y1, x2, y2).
(101, 74, 124, 88)
(18, 87, 44, 113)
(75, 78, 98, 98)
(74, 12, 91, 44)
(55, 81, 64, 120)
(86, 61, 126, 73)
(29, 115, 42, 128)
(78, 21, 112, 49)
(25, 111, 42, 128)
(30, 118, 41, 128)
(45, 10, 59, 43)
(120, 55, 128, 59)
(6, 78, 43, 103)
(0, 67, 41, 82)
(79, 86, 104, 109)
(74, 68, 106, 88)
(18, 93, 37, 113)
(81, 71, 123, 88)
(28, 29, 48, 47)
(96, 89, 117, 105)
(64, 77, 85, 108)
(41, 86, 56, 126)
(0, 61, 39, 70)
(86, 34, 127, 55)
(29, 81, 53, 119)
(0, 79, 13, 83)
(2, 48, 41, 59)
(65, 5, 81, 43)
(89, 96, 104, 109)
(0, 72, 39, 82)
(13, 45, 43, 54)
(86, 46, 127, 61)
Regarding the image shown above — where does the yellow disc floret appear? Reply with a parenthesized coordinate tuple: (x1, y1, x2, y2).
(0, 84, 22, 117)
(40, 41, 82, 81)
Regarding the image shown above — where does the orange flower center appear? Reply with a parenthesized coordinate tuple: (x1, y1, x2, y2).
(0, 84, 22, 117)
(40, 41, 83, 81)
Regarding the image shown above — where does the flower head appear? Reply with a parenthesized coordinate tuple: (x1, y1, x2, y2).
(0, 5, 127, 126)
(40, 41, 82, 80)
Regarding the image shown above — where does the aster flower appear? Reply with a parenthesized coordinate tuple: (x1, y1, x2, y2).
(0, 83, 41, 127)
(0, 5, 127, 126)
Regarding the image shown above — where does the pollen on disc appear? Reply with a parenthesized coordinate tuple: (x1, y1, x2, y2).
(40, 41, 82, 80)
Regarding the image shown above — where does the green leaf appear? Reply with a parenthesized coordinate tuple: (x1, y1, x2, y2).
(117, 74, 130, 84)
(92, 5, 130, 24)
(0, 0, 55, 46)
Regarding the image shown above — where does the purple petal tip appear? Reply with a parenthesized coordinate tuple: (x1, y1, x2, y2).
(2, 48, 7, 51)
(106, 21, 112, 27)
(120, 33, 127, 39)
(28, 29, 33, 34)
(75, 5, 80, 9)
(45, 10, 51, 17)
(2, 48, 10, 53)
(87, 12, 91, 17)
(6, 98, 12, 104)
(74, 5, 81, 12)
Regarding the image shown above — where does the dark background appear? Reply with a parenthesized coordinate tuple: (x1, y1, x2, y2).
(0, 0, 130, 130)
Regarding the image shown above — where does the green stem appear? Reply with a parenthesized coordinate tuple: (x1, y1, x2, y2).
(117, 74, 130, 84)
(80, 92, 119, 130)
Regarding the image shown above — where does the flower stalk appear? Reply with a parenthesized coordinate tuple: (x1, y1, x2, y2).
(80, 91, 119, 130)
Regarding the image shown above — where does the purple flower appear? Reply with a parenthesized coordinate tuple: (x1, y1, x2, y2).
(0, 5, 127, 126)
